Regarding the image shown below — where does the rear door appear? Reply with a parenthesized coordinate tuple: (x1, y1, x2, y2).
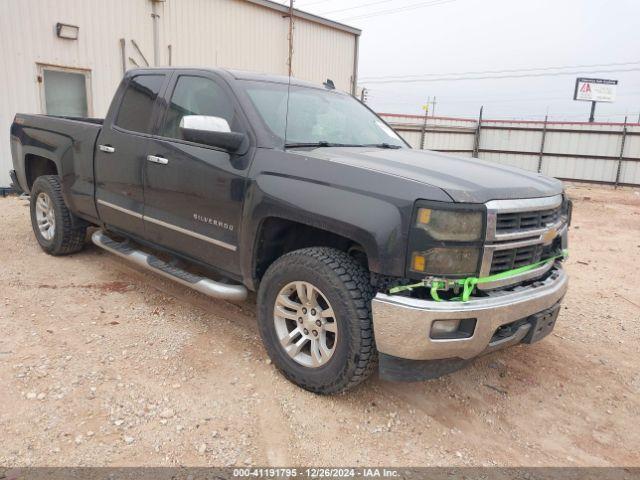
(94, 73, 168, 237)
(143, 71, 250, 275)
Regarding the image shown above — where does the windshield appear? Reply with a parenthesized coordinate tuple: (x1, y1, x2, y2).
(241, 81, 406, 148)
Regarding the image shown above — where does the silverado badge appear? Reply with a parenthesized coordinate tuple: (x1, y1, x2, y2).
(193, 213, 234, 231)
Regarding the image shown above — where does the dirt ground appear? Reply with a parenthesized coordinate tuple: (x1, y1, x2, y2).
(0, 183, 639, 467)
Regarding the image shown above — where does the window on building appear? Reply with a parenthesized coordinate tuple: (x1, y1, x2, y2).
(41, 68, 91, 117)
(115, 75, 165, 134)
(161, 76, 236, 141)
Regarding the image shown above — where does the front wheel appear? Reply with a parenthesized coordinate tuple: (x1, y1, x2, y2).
(257, 247, 376, 394)
(29, 175, 87, 255)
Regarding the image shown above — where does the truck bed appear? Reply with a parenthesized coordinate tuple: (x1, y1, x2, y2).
(10, 113, 103, 221)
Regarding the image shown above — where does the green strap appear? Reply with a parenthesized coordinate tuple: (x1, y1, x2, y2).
(430, 281, 445, 302)
(389, 249, 567, 302)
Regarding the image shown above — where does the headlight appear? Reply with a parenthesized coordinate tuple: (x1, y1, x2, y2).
(407, 202, 485, 278)
(415, 208, 483, 241)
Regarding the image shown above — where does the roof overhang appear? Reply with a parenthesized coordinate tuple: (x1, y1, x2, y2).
(245, 0, 362, 36)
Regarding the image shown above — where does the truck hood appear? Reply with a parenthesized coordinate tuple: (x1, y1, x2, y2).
(302, 147, 563, 203)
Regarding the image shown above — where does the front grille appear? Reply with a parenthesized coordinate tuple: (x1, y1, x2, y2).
(496, 206, 561, 234)
(490, 242, 560, 274)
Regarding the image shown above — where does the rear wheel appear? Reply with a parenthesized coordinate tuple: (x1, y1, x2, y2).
(29, 175, 87, 255)
(257, 247, 376, 394)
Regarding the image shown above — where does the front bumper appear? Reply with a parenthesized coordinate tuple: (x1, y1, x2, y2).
(372, 266, 568, 361)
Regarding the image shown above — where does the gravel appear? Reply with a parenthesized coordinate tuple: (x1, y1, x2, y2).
(0, 183, 639, 467)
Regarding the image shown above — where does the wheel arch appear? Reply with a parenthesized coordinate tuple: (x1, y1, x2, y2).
(250, 214, 377, 288)
(24, 154, 59, 191)
(239, 166, 413, 290)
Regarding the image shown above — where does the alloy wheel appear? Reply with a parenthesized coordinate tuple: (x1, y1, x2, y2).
(273, 281, 338, 368)
(35, 192, 56, 241)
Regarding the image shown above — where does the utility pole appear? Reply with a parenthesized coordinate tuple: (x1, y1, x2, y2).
(537, 115, 548, 173)
(614, 116, 628, 188)
(431, 96, 437, 117)
(287, 0, 294, 77)
(419, 98, 430, 150)
(472, 106, 483, 158)
(589, 100, 596, 122)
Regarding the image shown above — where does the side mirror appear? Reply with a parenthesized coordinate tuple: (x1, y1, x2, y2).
(179, 115, 245, 152)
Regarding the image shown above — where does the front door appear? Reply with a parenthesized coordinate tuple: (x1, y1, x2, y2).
(95, 73, 167, 237)
(143, 73, 249, 276)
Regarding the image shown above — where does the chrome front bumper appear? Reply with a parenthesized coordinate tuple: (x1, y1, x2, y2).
(372, 266, 568, 361)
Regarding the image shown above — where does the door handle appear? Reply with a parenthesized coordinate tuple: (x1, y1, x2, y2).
(99, 145, 115, 153)
(147, 155, 169, 165)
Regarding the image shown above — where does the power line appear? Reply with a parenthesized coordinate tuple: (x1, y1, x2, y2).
(294, 0, 338, 8)
(362, 67, 640, 84)
(360, 60, 640, 81)
(316, 0, 407, 15)
(337, 0, 458, 21)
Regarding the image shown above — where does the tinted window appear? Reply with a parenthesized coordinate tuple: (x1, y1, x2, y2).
(161, 76, 236, 141)
(115, 75, 165, 133)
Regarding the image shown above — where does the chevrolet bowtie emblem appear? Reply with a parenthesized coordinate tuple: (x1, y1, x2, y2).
(542, 227, 558, 244)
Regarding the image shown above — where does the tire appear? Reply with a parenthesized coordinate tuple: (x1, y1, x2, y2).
(257, 247, 376, 394)
(29, 175, 87, 255)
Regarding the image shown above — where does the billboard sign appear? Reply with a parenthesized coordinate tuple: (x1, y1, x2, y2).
(573, 78, 617, 103)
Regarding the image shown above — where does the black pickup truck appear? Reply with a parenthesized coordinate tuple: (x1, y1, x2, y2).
(10, 68, 570, 393)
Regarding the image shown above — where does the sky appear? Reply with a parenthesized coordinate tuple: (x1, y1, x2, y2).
(291, 0, 640, 121)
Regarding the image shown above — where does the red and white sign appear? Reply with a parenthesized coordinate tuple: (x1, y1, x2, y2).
(574, 78, 617, 103)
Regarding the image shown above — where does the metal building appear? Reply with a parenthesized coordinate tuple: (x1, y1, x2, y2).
(0, 0, 361, 188)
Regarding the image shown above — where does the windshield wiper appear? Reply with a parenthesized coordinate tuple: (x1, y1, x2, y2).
(284, 141, 403, 149)
(284, 141, 359, 149)
(285, 141, 329, 148)
(363, 143, 403, 149)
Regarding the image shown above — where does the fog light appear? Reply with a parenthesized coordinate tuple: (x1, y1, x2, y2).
(409, 247, 480, 276)
(431, 319, 461, 336)
(430, 318, 477, 340)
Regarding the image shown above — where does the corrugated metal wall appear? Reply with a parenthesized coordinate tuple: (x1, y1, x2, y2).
(0, 0, 155, 175)
(380, 113, 640, 186)
(0, 0, 358, 187)
(161, 0, 357, 92)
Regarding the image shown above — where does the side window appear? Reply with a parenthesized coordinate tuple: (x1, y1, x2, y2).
(161, 76, 236, 141)
(115, 75, 165, 134)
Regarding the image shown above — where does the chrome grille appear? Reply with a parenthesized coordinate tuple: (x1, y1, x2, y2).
(496, 206, 562, 234)
(491, 245, 543, 274)
(490, 242, 560, 275)
(481, 195, 568, 288)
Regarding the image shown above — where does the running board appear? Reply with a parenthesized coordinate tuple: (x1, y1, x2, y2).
(91, 230, 248, 302)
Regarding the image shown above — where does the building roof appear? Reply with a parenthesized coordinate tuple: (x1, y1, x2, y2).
(245, 0, 361, 36)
